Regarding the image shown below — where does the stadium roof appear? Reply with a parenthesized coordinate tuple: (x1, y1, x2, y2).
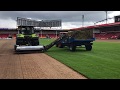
(70, 22, 120, 30)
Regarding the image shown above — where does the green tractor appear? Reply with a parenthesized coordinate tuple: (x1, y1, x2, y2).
(14, 26, 44, 52)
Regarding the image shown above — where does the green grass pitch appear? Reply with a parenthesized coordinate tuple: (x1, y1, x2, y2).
(40, 38, 120, 79)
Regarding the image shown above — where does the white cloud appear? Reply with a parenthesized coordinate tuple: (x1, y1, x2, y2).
(62, 22, 79, 29)
(94, 11, 120, 25)
(0, 18, 16, 28)
(0, 11, 120, 29)
(62, 22, 94, 29)
(108, 11, 120, 18)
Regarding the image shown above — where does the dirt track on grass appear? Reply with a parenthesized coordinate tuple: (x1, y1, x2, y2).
(0, 39, 86, 79)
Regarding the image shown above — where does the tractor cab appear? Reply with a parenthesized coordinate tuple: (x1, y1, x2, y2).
(18, 26, 34, 35)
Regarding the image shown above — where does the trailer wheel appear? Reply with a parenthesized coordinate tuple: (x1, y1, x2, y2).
(58, 44, 64, 48)
(69, 44, 76, 51)
(85, 45, 92, 51)
(56, 44, 58, 47)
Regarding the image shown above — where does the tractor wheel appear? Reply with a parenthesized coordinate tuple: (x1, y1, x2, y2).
(14, 45, 17, 52)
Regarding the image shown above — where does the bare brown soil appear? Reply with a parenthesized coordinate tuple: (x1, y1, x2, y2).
(0, 39, 86, 79)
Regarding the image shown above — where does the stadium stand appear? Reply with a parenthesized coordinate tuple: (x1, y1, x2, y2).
(0, 21, 120, 40)
(70, 22, 120, 40)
